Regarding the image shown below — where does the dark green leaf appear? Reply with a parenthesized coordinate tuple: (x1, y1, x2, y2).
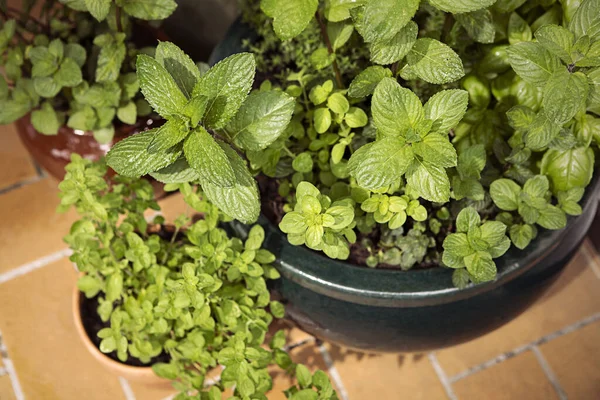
(348, 66, 392, 98)
(121, 0, 177, 20)
(155, 41, 200, 99)
(407, 38, 465, 84)
(137, 54, 187, 118)
(184, 126, 235, 187)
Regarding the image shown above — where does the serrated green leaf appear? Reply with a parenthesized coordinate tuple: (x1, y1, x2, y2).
(348, 137, 413, 190)
(31, 102, 60, 135)
(310, 47, 335, 70)
(328, 22, 354, 51)
(67, 105, 96, 131)
(542, 71, 588, 125)
(457, 144, 486, 179)
(0, 100, 31, 124)
(506, 42, 562, 86)
(64, 43, 86, 67)
(85, 0, 111, 21)
(369, 20, 417, 65)
(193, 53, 255, 129)
(106, 129, 182, 177)
(407, 38, 465, 84)
(429, 0, 496, 14)
(507, 12, 532, 45)
(456, 9, 495, 44)
(456, 207, 481, 233)
(534, 24, 574, 64)
(226, 90, 295, 151)
(263, 0, 319, 41)
(509, 224, 534, 249)
(523, 175, 549, 198)
(525, 111, 561, 151)
(325, 0, 366, 22)
(480, 221, 507, 247)
(413, 133, 457, 168)
(296, 364, 312, 388)
(55, 58, 82, 87)
(372, 77, 423, 136)
(443, 232, 472, 258)
(406, 159, 451, 203)
(348, 66, 392, 98)
(464, 251, 496, 283)
(424, 89, 469, 134)
(149, 157, 201, 183)
(137, 54, 187, 118)
(354, 0, 419, 43)
(201, 143, 260, 224)
(184, 126, 235, 187)
(569, 0, 600, 40)
(121, 0, 177, 20)
(490, 178, 521, 211)
(155, 42, 200, 99)
(95, 34, 126, 83)
(453, 176, 485, 200)
(541, 147, 594, 192)
(537, 205, 567, 230)
(33, 77, 61, 98)
(148, 116, 189, 153)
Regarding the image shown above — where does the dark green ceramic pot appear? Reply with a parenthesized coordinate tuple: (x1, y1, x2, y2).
(213, 21, 600, 352)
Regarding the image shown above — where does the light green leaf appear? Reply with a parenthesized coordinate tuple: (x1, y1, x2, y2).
(55, 58, 82, 87)
(33, 77, 61, 98)
(150, 157, 201, 183)
(453, 176, 485, 200)
(509, 224, 534, 249)
(523, 175, 549, 198)
(413, 133, 457, 168)
(457, 144, 486, 179)
(325, 0, 366, 22)
(290, 389, 318, 400)
(121, 0, 177, 20)
(93, 127, 115, 144)
(534, 24, 574, 64)
(155, 41, 200, 99)
(424, 89, 469, 134)
(31, 102, 60, 135)
(137, 54, 187, 118)
(480, 221, 507, 246)
(296, 364, 313, 388)
(262, 0, 319, 41)
(106, 129, 182, 177)
(541, 147, 594, 192)
(542, 71, 588, 125)
(490, 179, 521, 211)
(456, 9, 496, 44)
(0, 100, 31, 124)
(525, 111, 561, 151)
(193, 53, 255, 129)
(464, 251, 496, 283)
(537, 205, 567, 230)
(226, 90, 295, 151)
(95, 34, 126, 83)
(314, 108, 332, 134)
(117, 101, 137, 125)
(201, 143, 260, 224)
(67, 106, 96, 131)
(369, 20, 418, 65)
(348, 138, 413, 190)
(406, 159, 451, 203)
(328, 22, 354, 51)
(569, 0, 600, 40)
(85, 0, 111, 21)
(348, 66, 392, 98)
(506, 42, 563, 86)
(184, 126, 235, 187)
(407, 38, 465, 84)
(354, 0, 419, 43)
(327, 93, 350, 114)
(65, 43, 87, 67)
(456, 207, 481, 233)
(507, 12, 532, 45)
(372, 77, 423, 136)
(280, 212, 308, 234)
(345, 107, 368, 127)
(429, 0, 496, 14)
(443, 232, 472, 258)
(310, 47, 335, 70)
(147, 116, 189, 153)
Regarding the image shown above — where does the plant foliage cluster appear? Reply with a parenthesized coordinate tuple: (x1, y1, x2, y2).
(0, 0, 178, 142)
(106, 0, 600, 288)
(61, 155, 338, 400)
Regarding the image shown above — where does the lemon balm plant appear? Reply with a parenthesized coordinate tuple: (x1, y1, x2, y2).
(107, 0, 600, 289)
(0, 0, 177, 142)
(61, 155, 338, 399)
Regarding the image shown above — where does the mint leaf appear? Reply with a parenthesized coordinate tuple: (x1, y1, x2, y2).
(523, 175, 549, 198)
(542, 71, 588, 125)
(137, 54, 187, 118)
(65, 43, 87, 67)
(537, 205, 567, 230)
(534, 24, 574, 64)
(0, 100, 31, 124)
(372, 77, 423, 136)
(95, 33, 126, 83)
(456, 9, 495, 44)
(328, 22, 355, 51)
(156, 42, 201, 99)
(424, 89, 469, 134)
(569, 0, 600, 40)
(184, 127, 236, 187)
(369, 21, 418, 65)
(150, 157, 201, 183)
(201, 143, 260, 224)
(507, 12, 532, 45)
(541, 147, 594, 191)
(117, 101, 137, 125)
(325, 0, 365, 22)
(33, 77, 61, 98)
(453, 176, 485, 201)
(413, 133, 457, 168)
(85, 0, 110, 21)
(506, 42, 563, 86)
(509, 224, 534, 250)
(525, 111, 561, 151)
(226, 90, 295, 151)
(406, 159, 451, 203)
(456, 207, 481, 233)
(106, 129, 182, 177)
(457, 144, 486, 179)
(31, 102, 60, 135)
(348, 66, 392, 98)
(348, 137, 413, 190)
(443, 232, 472, 259)
(121, 0, 177, 20)
(480, 221, 507, 247)
(55, 58, 83, 87)
(193, 53, 255, 129)
(407, 38, 465, 84)
(147, 116, 189, 153)
(356, 0, 419, 43)
(262, 0, 319, 41)
(429, 0, 496, 13)
(464, 251, 496, 283)
(490, 179, 521, 211)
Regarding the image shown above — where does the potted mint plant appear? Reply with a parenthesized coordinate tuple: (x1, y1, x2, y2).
(104, 0, 600, 351)
(0, 0, 177, 179)
(60, 155, 339, 399)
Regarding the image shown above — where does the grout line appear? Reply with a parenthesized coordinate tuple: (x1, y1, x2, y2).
(118, 377, 136, 400)
(0, 175, 43, 196)
(428, 353, 458, 400)
(32, 160, 45, 179)
(532, 346, 567, 400)
(449, 311, 600, 383)
(318, 344, 349, 400)
(285, 336, 316, 351)
(581, 240, 600, 279)
(0, 248, 73, 285)
(0, 331, 25, 400)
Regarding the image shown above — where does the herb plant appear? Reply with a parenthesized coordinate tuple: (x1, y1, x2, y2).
(105, 0, 600, 287)
(0, 0, 177, 142)
(61, 155, 338, 399)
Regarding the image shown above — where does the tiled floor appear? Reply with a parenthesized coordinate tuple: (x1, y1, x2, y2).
(0, 123, 599, 400)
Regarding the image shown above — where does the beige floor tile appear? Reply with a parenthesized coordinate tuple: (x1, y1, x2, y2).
(453, 351, 558, 400)
(436, 248, 600, 376)
(0, 258, 125, 400)
(157, 192, 192, 222)
(128, 380, 177, 400)
(325, 344, 448, 400)
(0, 179, 77, 273)
(0, 124, 37, 190)
(0, 376, 17, 400)
(540, 321, 600, 398)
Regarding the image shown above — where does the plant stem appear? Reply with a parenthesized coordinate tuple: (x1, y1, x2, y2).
(115, 5, 123, 33)
(282, 145, 296, 159)
(315, 11, 344, 89)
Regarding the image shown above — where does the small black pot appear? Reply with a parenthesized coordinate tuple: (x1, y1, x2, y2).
(214, 20, 600, 352)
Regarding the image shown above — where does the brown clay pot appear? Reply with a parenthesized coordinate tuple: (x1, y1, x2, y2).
(15, 115, 162, 181)
(71, 285, 172, 387)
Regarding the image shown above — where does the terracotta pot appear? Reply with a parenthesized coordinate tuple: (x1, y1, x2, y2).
(15, 115, 162, 181)
(71, 285, 171, 387)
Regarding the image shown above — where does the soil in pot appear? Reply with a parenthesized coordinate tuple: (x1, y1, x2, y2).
(78, 292, 170, 367)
